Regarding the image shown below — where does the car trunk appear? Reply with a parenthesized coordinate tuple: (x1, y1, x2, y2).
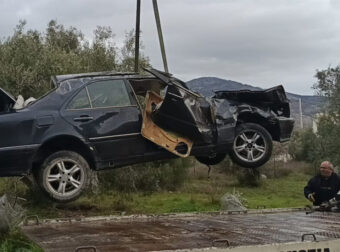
(213, 86, 291, 117)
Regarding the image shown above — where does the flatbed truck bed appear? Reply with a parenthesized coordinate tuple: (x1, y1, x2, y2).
(21, 208, 340, 252)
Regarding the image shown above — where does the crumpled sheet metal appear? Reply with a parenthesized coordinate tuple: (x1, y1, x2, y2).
(141, 69, 291, 156)
(213, 85, 290, 117)
(208, 98, 236, 126)
(152, 84, 215, 144)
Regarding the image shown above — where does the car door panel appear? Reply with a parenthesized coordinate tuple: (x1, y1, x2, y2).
(61, 79, 147, 163)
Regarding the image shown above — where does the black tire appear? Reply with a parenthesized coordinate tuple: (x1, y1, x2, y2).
(195, 153, 227, 166)
(37, 151, 90, 203)
(229, 123, 272, 168)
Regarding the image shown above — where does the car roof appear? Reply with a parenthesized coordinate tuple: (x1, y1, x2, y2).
(51, 71, 154, 87)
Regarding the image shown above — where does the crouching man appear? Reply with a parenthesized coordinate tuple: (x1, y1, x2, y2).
(304, 161, 340, 209)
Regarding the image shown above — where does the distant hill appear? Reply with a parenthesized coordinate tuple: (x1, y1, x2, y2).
(187, 77, 327, 129)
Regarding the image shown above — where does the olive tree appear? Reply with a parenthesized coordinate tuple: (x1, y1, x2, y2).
(289, 65, 340, 166)
(0, 20, 149, 98)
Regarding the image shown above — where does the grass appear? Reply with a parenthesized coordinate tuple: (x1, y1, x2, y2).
(235, 173, 310, 208)
(131, 173, 310, 212)
(0, 160, 313, 249)
(0, 230, 43, 252)
(0, 168, 312, 218)
(22, 171, 310, 217)
(133, 192, 220, 213)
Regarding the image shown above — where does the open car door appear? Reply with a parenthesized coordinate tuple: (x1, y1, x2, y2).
(0, 88, 16, 113)
(142, 91, 193, 157)
(141, 68, 216, 157)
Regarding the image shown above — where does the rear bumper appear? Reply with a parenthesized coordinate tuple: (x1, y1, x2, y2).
(278, 117, 295, 142)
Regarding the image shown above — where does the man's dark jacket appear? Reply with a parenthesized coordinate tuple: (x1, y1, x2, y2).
(304, 173, 340, 206)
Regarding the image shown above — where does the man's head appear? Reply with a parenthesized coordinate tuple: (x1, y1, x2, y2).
(320, 161, 334, 178)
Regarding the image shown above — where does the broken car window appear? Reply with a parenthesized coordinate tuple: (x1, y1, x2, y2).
(68, 88, 91, 109)
(56, 79, 85, 95)
(87, 80, 132, 108)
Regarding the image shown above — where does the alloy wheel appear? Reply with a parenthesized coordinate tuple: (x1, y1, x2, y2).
(45, 158, 85, 197)
(233, 130, 266, 163)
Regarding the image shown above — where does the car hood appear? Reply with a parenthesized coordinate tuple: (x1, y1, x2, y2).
(0, 87, 16, 109)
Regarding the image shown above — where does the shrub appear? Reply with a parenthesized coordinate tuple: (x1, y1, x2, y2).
(236, 168, 261, 187)
(98, 158, 192, 193)
(0, 20, 150, 98)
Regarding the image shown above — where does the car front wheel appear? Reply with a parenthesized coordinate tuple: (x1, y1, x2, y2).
(229, 123, 272, 168)
(37, 151, 90, 203)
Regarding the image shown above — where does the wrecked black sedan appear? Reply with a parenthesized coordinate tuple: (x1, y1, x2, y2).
(0, 68, 294, 202)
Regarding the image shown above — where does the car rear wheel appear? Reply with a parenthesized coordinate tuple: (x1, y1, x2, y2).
(229, 123, 272, 168)
(37, 151, 90, 203)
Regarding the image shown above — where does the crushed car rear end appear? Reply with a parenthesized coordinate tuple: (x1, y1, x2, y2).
(141, 68, 294, 168)
(213, 85, 294, 143)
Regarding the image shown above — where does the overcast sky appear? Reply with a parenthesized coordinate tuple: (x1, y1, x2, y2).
(1, 0, 340, 95)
